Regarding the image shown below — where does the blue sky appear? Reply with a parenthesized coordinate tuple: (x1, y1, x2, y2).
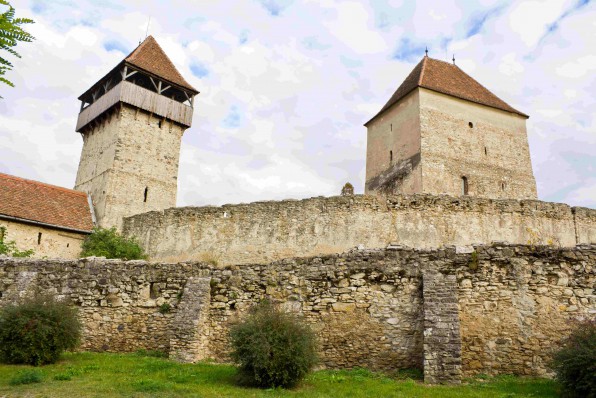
(0, 0, 594, 208)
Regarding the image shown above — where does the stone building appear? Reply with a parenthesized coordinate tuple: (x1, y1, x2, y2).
(74, 36, 198, 230)
(364, 55, 537, 199)
(0, 172, 93, 258)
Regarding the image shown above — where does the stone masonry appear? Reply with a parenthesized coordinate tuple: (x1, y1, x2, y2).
(123, 194, 596, 265)
(1, 243, 593, 383)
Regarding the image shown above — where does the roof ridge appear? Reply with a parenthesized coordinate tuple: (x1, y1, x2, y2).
(0, 172, 87, 197)
(418, 56, 428, 85)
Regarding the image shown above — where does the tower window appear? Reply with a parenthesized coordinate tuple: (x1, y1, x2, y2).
(484, 146, 487, 156)
(501, 182, 506, 191)
(390, 123, 392, 131)
(461, 176, 469, 196)
(389, 150, 393, 163)
(37, 232, 42, 245)
(468, 122, 474, 128)
(158, 120, 162, 128)
(143, 187, 148, 203)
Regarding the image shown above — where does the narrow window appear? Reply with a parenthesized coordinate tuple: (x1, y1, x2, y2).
(158, 120, 162, 128)
(143, 187, 148, 203)
(389, 150, 393, 162)
(501, 182, 506, 191)
(37, 232, 42, 245)
(390, 123, 392, 131)
(468, 122, 474, 128)
(484, 146, 488, 156)
(67, 243, 70, 248)
(462, 176, 469, 195)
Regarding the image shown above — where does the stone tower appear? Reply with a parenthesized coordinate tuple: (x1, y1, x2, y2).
(74, 36, 198, 229)
(364, 56, 537, 200)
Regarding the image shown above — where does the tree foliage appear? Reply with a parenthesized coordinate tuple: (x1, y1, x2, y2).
(230, 300, 318, 388)
(341, 182, 354, 196)
(80, 227, 147, 260)
(0, 0, 34, 92)
(0, 226, 34, 257)
(0, 293, 81, 365)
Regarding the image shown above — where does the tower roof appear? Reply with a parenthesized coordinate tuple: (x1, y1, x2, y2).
(124, 36, 198, 94)
(365, 56, 528, 125)
(0, 173, 94, 233)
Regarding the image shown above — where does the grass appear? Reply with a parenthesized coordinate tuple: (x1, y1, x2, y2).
(0, 352, 559, 397)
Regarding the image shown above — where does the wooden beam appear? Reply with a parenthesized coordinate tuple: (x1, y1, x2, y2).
(149, 76, 159, 92)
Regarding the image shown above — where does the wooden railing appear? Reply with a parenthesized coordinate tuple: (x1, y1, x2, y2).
(76, 81, 193, 132)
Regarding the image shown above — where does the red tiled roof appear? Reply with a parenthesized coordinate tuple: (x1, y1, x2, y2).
(124, 36, 198, 93)
(365, 56, 528, 125)
(0, 173, 94, 232)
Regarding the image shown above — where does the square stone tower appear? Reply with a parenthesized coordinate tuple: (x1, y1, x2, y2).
(74, 36, 198, 229)
(364, 56, 537, 200)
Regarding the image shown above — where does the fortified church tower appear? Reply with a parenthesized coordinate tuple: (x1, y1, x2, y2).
(365, 55, 537, 200)
(74, 36, 198, 229)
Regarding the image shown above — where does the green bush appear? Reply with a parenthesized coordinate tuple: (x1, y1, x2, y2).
(229, 300, 317, 388)
(80, 227, 147, 260)
(0, 226, 34, 257)
(551, 320, 596, 398)
(9, 369, 43, 385)
(0, 294, 81, 365)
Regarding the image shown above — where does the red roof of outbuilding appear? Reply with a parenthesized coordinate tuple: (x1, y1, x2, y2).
(0, 173, 94, 233)
(365, 56, 528, 125)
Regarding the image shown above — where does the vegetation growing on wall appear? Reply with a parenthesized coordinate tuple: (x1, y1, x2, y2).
(0, 226, 34, 257)
(80, 227, 147, 260)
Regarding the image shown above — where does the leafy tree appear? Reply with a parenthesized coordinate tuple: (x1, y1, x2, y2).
(80, 227, 147, 260)
(0, 0, 34, 93)
(0, 226, 34, 257)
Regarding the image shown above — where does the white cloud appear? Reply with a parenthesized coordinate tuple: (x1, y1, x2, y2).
(0, 0, 594, 210)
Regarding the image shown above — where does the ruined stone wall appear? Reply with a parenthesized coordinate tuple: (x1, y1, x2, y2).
(75, 104, 186, 230)
(365, 90, 422, 195)
(0, 244, 593, 383)
(0, 219, 87, 259)
(123, 194, 596, 265)
(419, 89, 537, 200)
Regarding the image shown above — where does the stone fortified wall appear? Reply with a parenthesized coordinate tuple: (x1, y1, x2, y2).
(1, 244, 593, 383)
(122, 194, 596, 265)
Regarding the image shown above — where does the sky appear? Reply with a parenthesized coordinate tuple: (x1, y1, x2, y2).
(0, 0, 594, 209)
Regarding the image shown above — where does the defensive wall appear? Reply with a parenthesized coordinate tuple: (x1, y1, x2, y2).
(1, 243, 594, 383)
(122, 194, 596, 265)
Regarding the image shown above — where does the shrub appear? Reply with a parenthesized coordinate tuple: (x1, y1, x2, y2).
(229, 300, 317, 388)
(0, 293, 81, 365)
(80, 227, 147, 260)
(0, 226, 34, 257)
(9, 369, 43, 385)
(551, 320, 596, 398)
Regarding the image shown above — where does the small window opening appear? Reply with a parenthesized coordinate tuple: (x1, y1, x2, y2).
(484, 146, 487, 156)
(143, 187, 148, 203)
(389, 150, 393, 162)
(501, 182, 506, 191)
(158, 120, 162, 128)
(461, 176, 469, 196)
(37, 232, 42, 245)
(390, 123, 392, 131)
(150, 282, 159, 299)
(67, 243, 70, 248)
(468, 122, 474, 128)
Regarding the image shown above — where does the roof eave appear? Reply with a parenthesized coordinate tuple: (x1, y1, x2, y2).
(123, 60, 199, 95)
(0, 214, 93, 235)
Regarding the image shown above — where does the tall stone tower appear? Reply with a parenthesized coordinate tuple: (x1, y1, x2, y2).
(364, 56, 537, 200)
(74, 36, 198, 229)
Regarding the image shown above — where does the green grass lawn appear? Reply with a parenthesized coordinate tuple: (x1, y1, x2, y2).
(0, 352, 559, 398)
